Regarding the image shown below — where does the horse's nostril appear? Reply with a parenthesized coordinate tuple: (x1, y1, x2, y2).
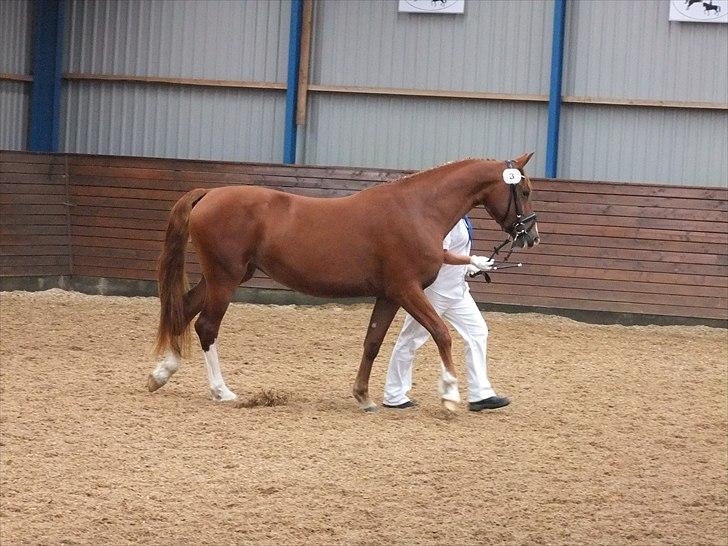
(533, 236, 540, 246)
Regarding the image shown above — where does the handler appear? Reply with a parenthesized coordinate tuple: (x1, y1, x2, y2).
(382, 216, 510, 411)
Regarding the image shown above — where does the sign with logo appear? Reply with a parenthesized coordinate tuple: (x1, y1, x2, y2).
(398, 0, 465, 14)
(669, 0, 727, 23)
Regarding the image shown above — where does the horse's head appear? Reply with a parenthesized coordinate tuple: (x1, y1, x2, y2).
(482, 152, 540, 249)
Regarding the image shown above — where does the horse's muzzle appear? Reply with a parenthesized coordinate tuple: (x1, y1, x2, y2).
(509, 214, 539, 248)
(516, 231, 539, 248)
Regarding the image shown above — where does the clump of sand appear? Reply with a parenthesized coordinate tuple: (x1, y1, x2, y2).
(233, 388, 290, 408)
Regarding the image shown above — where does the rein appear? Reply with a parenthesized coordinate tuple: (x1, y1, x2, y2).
(469, 160, 537, 283)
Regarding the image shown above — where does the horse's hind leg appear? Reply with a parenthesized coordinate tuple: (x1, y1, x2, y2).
(195, 264, 254, 401)
(148, 278, 207, 392)
(353, 297, 400, 411)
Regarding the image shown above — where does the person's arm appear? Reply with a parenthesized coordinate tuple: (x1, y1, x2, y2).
(443, 250, 494, 270)
(443, 250, 471, 265)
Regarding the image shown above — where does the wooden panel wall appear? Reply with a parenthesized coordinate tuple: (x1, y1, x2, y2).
(470, 181, 727, 319)
(0, 153, 71, 277)
(1, 151, 726, 321)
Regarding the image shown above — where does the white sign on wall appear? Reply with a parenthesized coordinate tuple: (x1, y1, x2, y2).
(669, 0, 727, 23)
(398, 0, 465, 14)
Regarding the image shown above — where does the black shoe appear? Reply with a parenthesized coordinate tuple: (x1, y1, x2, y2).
(382, 400, 416, 409)
(468, 396, 510, 411)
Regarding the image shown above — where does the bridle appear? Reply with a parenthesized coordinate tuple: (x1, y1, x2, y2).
(470, 159, 538, 282)
(493, 159, 538, 251)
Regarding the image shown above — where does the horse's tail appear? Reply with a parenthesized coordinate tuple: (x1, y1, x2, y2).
(154, 188, 209, 358)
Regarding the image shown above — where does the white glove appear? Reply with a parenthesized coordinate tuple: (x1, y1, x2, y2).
(465, 264, 480, 276)
(469, 255, 495, 271)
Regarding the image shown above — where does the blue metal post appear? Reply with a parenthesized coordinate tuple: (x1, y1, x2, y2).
(29, 0, 65, 152)
(283, 0, 304, 164)
(545, 0, 566, 178)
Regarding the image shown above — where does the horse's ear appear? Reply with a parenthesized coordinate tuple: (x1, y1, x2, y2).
(514, 152, 534, 169)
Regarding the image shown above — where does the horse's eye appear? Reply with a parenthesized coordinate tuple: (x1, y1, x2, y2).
(522, 188, 531, 198)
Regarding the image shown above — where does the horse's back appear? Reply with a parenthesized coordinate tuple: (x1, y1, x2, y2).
(185, 184, 441, 298)
(185, 186, 381, 296)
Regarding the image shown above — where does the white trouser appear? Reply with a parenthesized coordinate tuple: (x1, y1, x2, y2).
(383, 288, 496, 405)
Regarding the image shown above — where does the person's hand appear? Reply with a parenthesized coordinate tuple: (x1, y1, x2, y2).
(469, 255, 495, 271)
(465, 264, 480, 276)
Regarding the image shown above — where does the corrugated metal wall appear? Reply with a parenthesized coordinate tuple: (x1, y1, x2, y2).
(64, 0, 288, 81)
(0, 0, 33, 151)
(62, 81, 286, 161)
(303, 0, 553, 171)
(566, 0, 726, 103)
(311, 0, 553, 94)
(61, 0, 289, 162)
(302, 93, 549, 174)
(560, 104, 728, 185)
(1, 0, 726, 186)
(561, 0, 728, 185)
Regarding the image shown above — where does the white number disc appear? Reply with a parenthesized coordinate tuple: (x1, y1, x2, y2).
(503, 168, 522, 185)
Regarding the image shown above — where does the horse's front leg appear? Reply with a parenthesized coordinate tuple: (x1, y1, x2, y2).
(399, 287, 461, 412)
(353, 297, 400, 412)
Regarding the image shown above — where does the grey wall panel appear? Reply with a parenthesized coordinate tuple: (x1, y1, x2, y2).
(62, 81, 286, 163)
(0, 82, 30, 150)
(559, 104, 728, 186)
(0, 0, 33, 75)
(64, 0, 289, 83)
(0, 0, 32, 151)
(301, 93, 547, 173)
(565, 0, 728, 104)
(311, 0, 554, 95)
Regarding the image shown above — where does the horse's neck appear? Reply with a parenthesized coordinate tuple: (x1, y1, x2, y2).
(404, 160, 497, 234)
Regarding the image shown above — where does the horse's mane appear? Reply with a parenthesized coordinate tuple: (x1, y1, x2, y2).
(362, 157, 502, 193)
(393, 157, 498, 185)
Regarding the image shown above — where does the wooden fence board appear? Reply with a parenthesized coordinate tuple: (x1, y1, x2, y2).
(69, 242, 726, 270)
(0, 264, 69, 276)
(0, 161, 66, 175)
(0, 245, 69, 256)
(66, 247, 724, 289)
(2, 151, 727, 321)
(531, 189, 728, 211)
(535, 201, 727, 222)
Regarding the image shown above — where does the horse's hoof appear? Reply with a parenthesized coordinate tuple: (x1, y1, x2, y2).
(442, 399, 459, 413)
(362, 403, 377, 413)
(147, 373, 165, 392)
(210, 387, 238, 402)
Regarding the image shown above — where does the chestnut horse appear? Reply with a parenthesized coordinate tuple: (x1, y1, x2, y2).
(148, 153, 539, 411)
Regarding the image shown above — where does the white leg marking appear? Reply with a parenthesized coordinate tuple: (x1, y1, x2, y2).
(151, 350, 181, 386)
(439, 365, 461, 410)
(204, 341, 237, 401)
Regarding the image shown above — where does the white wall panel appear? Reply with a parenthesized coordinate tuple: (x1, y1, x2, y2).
(0, 0, 33, 150)
(311, 0, 554, 95)
(302, 93, 547, 173)
(560, 104, 728, 186)
(0, 82, 30, 151)
(565, 0, 728, 104)
(61, 0, 289, 161)
(62, 81, 286, 162)
(64, 0, 289, 82)
(0, 0, 33, 75)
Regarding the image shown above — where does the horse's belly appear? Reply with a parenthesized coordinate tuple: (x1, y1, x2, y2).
(264, 267, 376, 299)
